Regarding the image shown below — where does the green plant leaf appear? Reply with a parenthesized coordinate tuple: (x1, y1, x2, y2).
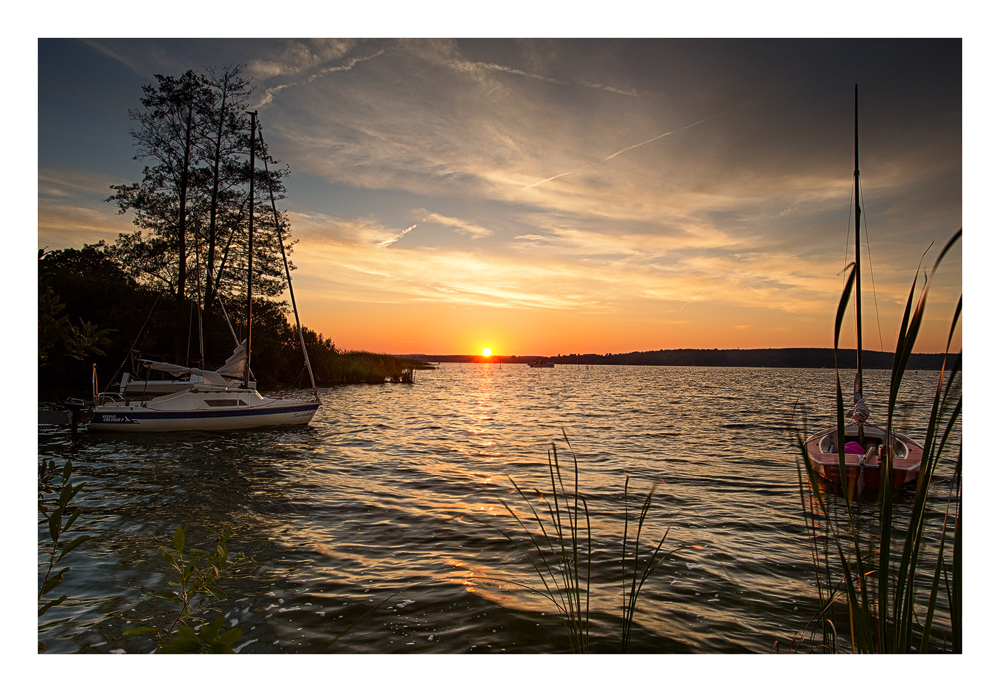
(57, 534, 91, 562)
(48, 506, 63, 542)
(62, 507, 83, 533)
(218, 626, 242, 648)
(38, 593, 68, 616)
(173, 525, 186, 554)
(203, 615, 225, 640)
(151, 590, 179, 601)
(160, 627, 203, 654)
(58, 482, 74, 509)
(123, 626, 159, 636)
(40, 568, 69, 596)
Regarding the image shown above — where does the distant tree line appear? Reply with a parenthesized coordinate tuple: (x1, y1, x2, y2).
(39, 65, 428, 393)
(422, 349, 960, 369)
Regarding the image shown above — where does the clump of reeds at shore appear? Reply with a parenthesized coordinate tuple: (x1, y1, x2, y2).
(296, 330, 435, 385)
(311, 349, 434, 385)
(486, 431, 692, 653)
(792, 229, 961, 654)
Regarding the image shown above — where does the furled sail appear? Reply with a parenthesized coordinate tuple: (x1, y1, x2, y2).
(140, 341, 248, 387)
(214, 341, 247, 378)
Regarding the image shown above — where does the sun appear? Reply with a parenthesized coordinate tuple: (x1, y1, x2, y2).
(481, 347, 493, 357)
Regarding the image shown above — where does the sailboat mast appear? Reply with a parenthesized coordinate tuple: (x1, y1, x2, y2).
(245, 111, 257, 388)
(853, 85, 863, 395)
(257, 125, 319, 394)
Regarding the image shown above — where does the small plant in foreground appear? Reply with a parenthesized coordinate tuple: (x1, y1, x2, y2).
(491, 431, 691, 653)
(125, 524, 252, 653)
(793, 229, 961, 654)
(38, 459, 92, 652)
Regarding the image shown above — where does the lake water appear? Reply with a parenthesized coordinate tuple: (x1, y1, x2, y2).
(37, 364, 960, 654)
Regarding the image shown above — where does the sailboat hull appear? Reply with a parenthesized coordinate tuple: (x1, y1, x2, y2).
(804, 424, 923, 493)
(88, 388, 319, 432)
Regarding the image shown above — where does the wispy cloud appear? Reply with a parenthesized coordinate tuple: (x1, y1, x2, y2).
(424, 212, 493, 239)
(522, 111, 729, 191)
(39, 39, 961, 354)
(254, 43, 384, 108)
(376, 210, 494, 248)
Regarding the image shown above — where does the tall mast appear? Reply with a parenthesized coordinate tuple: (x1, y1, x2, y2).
(244, 111, 257, 388)
(853, 85, 863, 394)
(257, 125, 318, 395)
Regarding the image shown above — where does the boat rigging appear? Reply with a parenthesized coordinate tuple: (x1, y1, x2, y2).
(803, 86, 923, 495)
(85, 111, 320, 432)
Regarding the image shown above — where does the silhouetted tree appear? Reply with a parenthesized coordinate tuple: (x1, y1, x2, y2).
(107, 66, 292, 308)
(197, 65, 253, 311)
(105, 66, 295, 367)
(107, 70, 209, 302)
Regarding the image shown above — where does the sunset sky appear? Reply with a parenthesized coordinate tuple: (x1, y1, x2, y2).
(36, 34, 964, 356)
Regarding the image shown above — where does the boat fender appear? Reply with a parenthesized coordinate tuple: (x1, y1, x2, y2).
(844, 441, 865, 455)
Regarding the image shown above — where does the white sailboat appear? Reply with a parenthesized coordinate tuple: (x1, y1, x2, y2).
(803, 86, 922, 494)
(89, 111, 320, 432)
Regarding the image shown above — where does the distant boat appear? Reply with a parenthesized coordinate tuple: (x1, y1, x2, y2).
(804, 86, 922, 494)
(88, 112, 319, 432)
(528, 360, 554, 368)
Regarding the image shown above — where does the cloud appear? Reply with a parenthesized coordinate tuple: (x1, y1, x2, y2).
(371, 211, 494, 248)
(38, 168, 136, 248)
(247, 39, 356, 80)
(423, 212, 493, 239)
(521, 111, 731, 191)
(284, 203, 848, 323)
(253, 43, 385, 108)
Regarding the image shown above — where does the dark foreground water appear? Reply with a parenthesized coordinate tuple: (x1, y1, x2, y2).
(37, 364, 960, 654)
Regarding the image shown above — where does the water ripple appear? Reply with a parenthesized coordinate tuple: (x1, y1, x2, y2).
(38, 364, 958, 653)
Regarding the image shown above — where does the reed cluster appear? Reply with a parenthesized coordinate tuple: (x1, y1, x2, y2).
(308, 348, 433, 385)
(793, 230, 961, 653)
(492, 431, 688, 653)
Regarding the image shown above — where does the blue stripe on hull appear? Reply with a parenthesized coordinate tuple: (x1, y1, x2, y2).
(88, 402, 319, 432)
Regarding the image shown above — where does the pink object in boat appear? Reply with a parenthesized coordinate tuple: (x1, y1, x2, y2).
(844, 441, 866, 455)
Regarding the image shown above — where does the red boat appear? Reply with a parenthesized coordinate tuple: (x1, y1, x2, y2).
(804, 86, 924, 495)
(804, 424, 923, 494)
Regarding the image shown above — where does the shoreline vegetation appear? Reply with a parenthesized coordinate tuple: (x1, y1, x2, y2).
(38, 244, 433, 395)
(409, 348, 959, 370)
(37, 65, 435, 398)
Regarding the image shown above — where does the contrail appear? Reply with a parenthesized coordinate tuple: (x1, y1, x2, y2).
(521, 111, 729, 192)
(521, 171, 573, 191)
(378, 218, 426, 247)
(679, 292, 704, 311)
(599, 114, 718, 163)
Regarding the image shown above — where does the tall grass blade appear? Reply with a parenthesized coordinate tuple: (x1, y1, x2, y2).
(491, 435, 681, 653)
(794, 229, 960, 654)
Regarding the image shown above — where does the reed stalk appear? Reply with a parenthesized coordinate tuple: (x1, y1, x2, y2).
(492, 430, 686, 653)
(794, 229, 961, 654)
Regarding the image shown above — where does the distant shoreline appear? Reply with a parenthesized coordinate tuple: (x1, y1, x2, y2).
(402, 348, 960, 370)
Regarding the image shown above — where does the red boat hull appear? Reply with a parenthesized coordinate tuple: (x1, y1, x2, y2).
(804, 425, 923, 494)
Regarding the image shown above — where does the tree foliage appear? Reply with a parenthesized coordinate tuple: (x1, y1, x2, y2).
(105, 65, 293, 313)
(38, 248, 115, 369)
(39, 66, 427, 392)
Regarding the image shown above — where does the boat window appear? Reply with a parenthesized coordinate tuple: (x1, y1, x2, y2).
(205, 399, 240, 407)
